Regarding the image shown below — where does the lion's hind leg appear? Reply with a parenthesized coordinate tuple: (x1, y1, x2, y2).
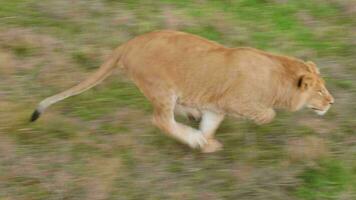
(174, 104, 202, 122)
(151, 97, 207, 149)
(131, 75, 207, 149)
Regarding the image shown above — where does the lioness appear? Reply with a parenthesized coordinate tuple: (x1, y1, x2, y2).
(31, 30, 334, 153)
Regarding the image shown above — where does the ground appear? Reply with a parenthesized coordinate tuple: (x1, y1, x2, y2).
(0, 0, 355, 199)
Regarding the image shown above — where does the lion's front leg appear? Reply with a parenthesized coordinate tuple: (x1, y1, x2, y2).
(233, 103, 276, 125)
(199, 110, 225, 153)
(252, 108, 276, 125)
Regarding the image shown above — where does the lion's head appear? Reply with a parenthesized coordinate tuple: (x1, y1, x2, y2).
(297, 61, 334, 115)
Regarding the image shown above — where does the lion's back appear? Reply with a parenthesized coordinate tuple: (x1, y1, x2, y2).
(120, 31, 284, 109)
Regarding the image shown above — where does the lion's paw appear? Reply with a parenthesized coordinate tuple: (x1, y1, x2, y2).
(201, 138, 223, 153)
(186, 131, 207, 149)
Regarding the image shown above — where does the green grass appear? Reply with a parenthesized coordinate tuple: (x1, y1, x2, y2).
(184, 25, 222, 42)
(71, 50, 101, 70)
(0, 0, 355, 199)
(12, 44, 37, 57)
(64, 80, 151, 120)
(296, 160, 353, 200)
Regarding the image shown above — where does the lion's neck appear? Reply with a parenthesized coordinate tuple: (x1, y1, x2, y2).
(271, 83, 297, 111)
(272, 90, 306, 111)
(270, 58, 307, 111)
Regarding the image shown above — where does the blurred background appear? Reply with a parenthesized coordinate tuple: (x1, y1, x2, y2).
(0, 0, 355, 199)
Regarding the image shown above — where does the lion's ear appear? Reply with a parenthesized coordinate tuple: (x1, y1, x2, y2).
(306, 61, 320, 74)
(298, 74, 315, 90)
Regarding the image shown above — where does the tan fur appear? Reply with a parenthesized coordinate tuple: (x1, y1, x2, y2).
(32, 30, 334, 152)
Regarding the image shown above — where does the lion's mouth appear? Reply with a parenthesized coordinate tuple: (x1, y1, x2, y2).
(310, 107, 329, 116)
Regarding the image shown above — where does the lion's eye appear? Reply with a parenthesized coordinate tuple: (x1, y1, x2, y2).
(318, 91, 323, 96)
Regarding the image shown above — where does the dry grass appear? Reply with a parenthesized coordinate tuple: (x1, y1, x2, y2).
(287, 136, 329, 162)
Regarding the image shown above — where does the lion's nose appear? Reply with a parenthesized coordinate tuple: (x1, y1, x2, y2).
(329, 96, 334, 105)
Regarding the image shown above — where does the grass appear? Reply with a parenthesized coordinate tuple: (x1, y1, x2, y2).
(0, 0, 356, 199)
(64, 79, 152, 120)
(296, 160, 353, 200)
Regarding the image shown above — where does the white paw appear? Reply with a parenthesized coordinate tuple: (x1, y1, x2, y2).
(186, 131, 207, 149)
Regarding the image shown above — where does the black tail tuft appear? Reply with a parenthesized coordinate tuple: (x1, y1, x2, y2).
(30, 109, 41, 122)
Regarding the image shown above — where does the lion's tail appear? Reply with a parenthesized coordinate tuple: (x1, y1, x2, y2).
(30, 46, 124, 122)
